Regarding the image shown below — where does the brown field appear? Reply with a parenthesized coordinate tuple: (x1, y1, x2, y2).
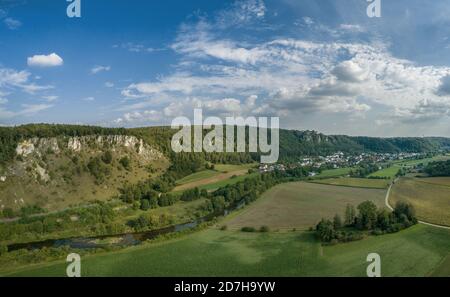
(224, 182, 387, 231)
(310, 177, 390, 189)
(173, 164, 255, 192)
(390, 177, 450, 227)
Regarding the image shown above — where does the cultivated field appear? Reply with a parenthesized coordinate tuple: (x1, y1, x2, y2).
(173, 163, 256, 192)
(311, 178, 390, 189)
(5, 224, 450, 277)
(390, 177, 450, 226)
(224, 182, 386, 230)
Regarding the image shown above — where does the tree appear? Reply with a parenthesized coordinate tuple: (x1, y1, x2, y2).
(333, 214, 342, 229)
(394, 201, 417, 223)
(140, 199, 150, 210)
(344, 204, 356, 226)
(119, 156, 131, 170)
(356, 201, 378, 230)
(102, 150, 113, 164)
(316, 219, 336, 242)
(376, 209, 392, 230)
(0, 244, 7, 255)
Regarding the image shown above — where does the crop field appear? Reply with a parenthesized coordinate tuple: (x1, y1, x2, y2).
(173, 163, 256, 192)
(311, 178, 390, 189)
(390, 177, 450, 226)
(4, 224, 449, 277)
(224, 182, 386, 230)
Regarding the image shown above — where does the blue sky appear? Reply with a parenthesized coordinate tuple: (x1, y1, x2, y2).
(2, 0, 450, 137)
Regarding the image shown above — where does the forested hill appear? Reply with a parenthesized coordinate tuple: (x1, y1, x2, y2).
(1, 124, 450, 165)
(279, 130, 450, 161)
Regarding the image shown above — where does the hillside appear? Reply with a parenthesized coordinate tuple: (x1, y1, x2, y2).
(1, 124, 450, 213)
(0, 134, 168, 212)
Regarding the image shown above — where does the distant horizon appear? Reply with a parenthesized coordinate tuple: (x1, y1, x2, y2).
(3, 121, 450, 139)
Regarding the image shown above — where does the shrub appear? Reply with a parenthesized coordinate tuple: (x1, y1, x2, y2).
(241, 226, 256, 232)
(220, 225, 228, 231)
(259, 225, 270, 232)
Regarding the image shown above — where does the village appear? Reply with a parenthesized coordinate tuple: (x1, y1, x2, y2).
(259, 151, 426, 174)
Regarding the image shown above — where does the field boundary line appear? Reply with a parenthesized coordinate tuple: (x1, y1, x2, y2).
(385, 178, 450, 230)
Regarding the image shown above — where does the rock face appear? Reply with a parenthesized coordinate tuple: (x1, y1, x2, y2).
(16, 138, 60, 157)
(15, 135, 163, 162)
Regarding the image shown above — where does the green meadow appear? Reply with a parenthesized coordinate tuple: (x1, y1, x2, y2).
(4, 224, 449, 277)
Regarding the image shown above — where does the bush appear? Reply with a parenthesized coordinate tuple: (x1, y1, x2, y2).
(241, 226, 256, 232)
(259, 225, 270, 232)
(0, 244, 7, 255)
(119, 156, 131, 170)
(220, 225, 228, 231)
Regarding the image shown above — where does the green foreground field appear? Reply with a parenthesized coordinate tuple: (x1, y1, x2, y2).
(224, 182, 386, 230)
(5, 224, 449, 277)
(390, 177, 450, 226)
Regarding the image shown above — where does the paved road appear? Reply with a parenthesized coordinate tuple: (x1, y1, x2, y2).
(385, 178, 450, 230)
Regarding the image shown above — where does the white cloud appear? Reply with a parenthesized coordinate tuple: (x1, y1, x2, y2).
(105, 82, 115, 88)
(216, 0, 266, 28)
(0, 67, 53, 94)
(82, 97, 95, 101)
(0, 103, 53, 120)
(114, 110, 163, 125)
(42, 95, 59, 102)
(27, 53, 63, 67)
(91, 65, 111, 74)
(339, 24, 365, 33)
(4, 17, 21, 30)
(113, 42, 164, 53)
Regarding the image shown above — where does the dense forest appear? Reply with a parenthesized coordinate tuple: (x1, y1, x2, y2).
(424, 160, 450, 177)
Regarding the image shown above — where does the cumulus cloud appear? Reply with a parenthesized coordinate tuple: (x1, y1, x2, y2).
(91, 65, 111, 74)
(4, 17, 21, 29)
(105, 82, 114, 88)
(27, 53, 63, 67)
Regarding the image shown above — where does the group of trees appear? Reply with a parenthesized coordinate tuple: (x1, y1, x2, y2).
(0, 203, 116, 242)
(118, 179, 178, 210)
(316, 201, 418, 244)
(425, 160, 450, 177)
(349, 163, 379, 178)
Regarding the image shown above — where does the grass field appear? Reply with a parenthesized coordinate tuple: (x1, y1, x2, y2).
(173, 163, 256, 192)
(368, 166, 399, 179)
(393, 155, 450, 167)
(224, 182, 386, 230)
(390, 177, 450, 226)
(314, 167, 352, 178)
(4, 224, 449, 277)
(311, 178, 390, 189)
